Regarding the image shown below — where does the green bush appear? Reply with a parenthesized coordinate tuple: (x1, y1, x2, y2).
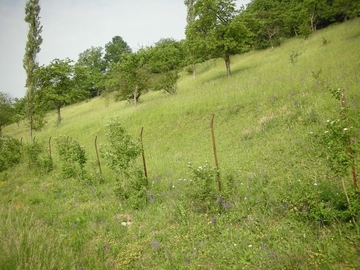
(281, 180, 360, 224)
(102, 120, 142, 174)
(102, 119, 147, 209)
(0, 136, 21, 172)
(184, 161, 221, 213)
(114, 169, 148, 210)
(55, 136, 87, 179)
(23, 141, 53, 173)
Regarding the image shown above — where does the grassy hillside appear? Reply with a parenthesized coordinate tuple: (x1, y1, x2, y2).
(1, 18, 360, 269)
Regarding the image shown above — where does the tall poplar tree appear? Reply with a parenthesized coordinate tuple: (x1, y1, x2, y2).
(23, 0, 43, 138)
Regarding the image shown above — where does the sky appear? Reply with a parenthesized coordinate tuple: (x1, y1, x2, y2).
(0, 0, 250, 99)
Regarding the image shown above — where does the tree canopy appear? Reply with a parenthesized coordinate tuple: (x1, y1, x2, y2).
(104, 36, 132, 67)
(106, 49, 151, 106)
(186, 0, 252, 77)
(76, 46, 106, 97)
(36, 58, 87, 123)
(0, 92, 14, 137)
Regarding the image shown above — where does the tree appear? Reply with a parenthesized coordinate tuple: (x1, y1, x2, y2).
(23, 0, 43, 138)
(328, 0, 360, 22)
(106, 49, 150, 106)
(246, 0, 285, 49)
(36, 58, 87, 123)
(76, 46, 106, 97)
(185, 0, 196, 26)
(298, 0, 328, 33)
(104, 36, 132, 67)
(146, 38, 183, 93)
(0, 92, 14, 137)
(184, 0, 205, 77)
(12, 97, 27, 128)
(187, 0, 252, 77)
(147, 38, 184, 73)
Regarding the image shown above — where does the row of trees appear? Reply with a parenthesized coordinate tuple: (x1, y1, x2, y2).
(1, 0, 358, 138)
(184, 0, 360, 77)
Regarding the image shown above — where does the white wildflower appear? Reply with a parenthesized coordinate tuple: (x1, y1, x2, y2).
(343, 128, 348, 131)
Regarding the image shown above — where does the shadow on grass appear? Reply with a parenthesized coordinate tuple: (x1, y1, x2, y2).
(205, 63, 257, 83)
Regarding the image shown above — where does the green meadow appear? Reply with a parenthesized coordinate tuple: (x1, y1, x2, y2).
(1, 18, 360, 269)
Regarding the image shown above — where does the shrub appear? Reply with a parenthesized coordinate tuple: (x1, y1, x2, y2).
(114, 169, 148, 210)
(184, 161, 223, 213)
(55, 136, 87, 179)
(289, 51, 302, 64)
(102, 120, 142, 175)
(23, 141, 53, 173)
(102, 119, 147, 209)
(299, 23, 311, 39)
(0, 136, 21, 172)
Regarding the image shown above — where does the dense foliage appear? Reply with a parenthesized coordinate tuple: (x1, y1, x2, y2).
(36, 58, 88, 123)
(0, 93, 14, 137)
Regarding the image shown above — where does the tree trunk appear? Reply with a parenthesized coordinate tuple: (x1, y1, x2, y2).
(27, 96, 34, 139)
(29, 111, 33, 139)
(134, 85, 138, 107)
(310, 10, 316, 33)
(269, 36, 274, 50)
(192, 63, 196, 78)
(56, 105, 62, 123)
(224, 53, 231, 77)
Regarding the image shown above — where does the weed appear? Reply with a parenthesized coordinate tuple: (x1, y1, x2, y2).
(322, 37, 329, 45)
(289, 50, 302, 64)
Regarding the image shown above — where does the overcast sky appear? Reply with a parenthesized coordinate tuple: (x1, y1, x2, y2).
(0, 0, 250, 99)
